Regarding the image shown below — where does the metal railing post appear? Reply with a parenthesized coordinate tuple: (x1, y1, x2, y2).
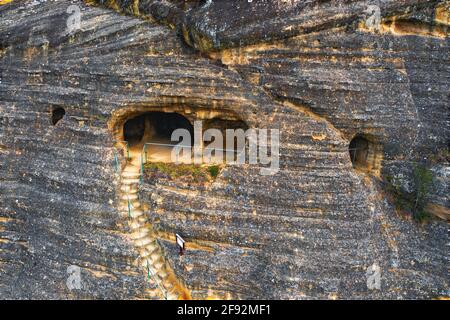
(127, 198, 132, 218)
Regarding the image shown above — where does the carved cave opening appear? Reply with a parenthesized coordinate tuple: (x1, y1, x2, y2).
(119, 109, 249, 164)
(123, 112, 194, 147)
(349, 136, 369, 168)
(51, 107, 65, 125)
(202, 118, 249, 159)
(349, 134, 382, 175)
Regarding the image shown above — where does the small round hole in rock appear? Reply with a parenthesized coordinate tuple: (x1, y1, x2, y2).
(51, 107, 65, 125)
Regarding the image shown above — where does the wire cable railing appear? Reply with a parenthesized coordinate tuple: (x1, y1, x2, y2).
(146, 259, 168, 300)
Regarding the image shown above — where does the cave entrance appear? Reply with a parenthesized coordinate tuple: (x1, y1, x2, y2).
(118, 109, 250, 165)
(348, 134, 383, 176)
(349, 136, 369, 169)
(123, 112, 194, 162)
(51, 107, 65, 125)
(203, 118, 249, 163)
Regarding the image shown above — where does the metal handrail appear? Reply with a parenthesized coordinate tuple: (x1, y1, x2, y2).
(127, 196, 132, 218)
(146, 260, 168, 300)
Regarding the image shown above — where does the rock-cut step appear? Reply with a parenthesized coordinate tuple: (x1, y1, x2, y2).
(119, 199, 138, 207)
(130, 221, 152, 231)
(117, 155, 190, 300)
(122, 178, 140, 185)
(129, 209, 144, 218)
(131, 228, 151, 240)
(122, 171, 141, 179)
(121, 185, 138, 193)
(121, 193, 138, 201)
(135, 237, 153, 247)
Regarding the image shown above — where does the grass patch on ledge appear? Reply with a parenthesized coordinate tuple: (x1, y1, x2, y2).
(384, 164, 435, 223)
(145, 162, 222, 184)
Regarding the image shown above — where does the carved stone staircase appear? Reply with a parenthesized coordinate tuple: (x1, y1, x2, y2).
(118, 151, 190, 300)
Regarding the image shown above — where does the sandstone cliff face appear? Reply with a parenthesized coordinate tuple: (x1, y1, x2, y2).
(0, 0, 448, 299)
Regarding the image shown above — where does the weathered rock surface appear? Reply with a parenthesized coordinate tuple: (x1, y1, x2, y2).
(0, 0, 448, 299)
